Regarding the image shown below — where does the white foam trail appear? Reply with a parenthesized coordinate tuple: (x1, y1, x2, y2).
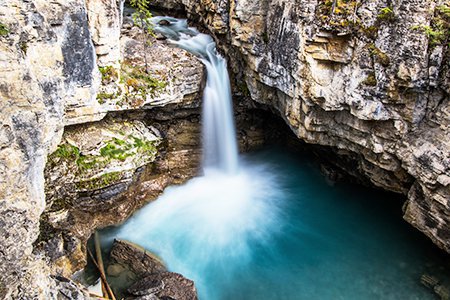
(152, 16, 239, 174)
(108, 17, 285, 299)
(110, 162, 284, 298)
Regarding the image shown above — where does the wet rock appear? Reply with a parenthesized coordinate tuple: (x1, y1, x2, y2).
(158, 20, 171, 26)
(421, 274, 440, 288)
(110, 239, 167, 276)
(129, 273, 198, 300)
(109, 239, 198, 300)
(107, 263, 127, 277)
(52, 275, 90, 300)
(128, 278, 165, 296)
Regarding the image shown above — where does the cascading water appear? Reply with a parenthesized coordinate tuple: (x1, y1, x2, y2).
(151, 17, 239, 173)
(102, 17, 441, 300)
(105, 16, 285, 298)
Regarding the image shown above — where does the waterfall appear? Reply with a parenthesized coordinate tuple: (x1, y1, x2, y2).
(152, 17, 239, 173)
(109, 17, 284, 300)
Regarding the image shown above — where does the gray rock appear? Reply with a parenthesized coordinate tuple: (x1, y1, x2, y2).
(128, 277, 165, 296)
(124, 272, 198, 300)
(110, 239, 167, 276)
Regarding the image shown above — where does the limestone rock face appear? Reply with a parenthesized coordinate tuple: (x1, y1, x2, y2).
(0, 0, 99, 298)
(164, 0, 450, 252)
(86, 0, 125, 67)
(0, 0, 204, 298)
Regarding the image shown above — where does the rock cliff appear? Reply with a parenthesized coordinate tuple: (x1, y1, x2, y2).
(0, 0, 204, 297)
(154, 0, 450, 253)
(0, 0, 449, 298)
(0, 0, 99, 297)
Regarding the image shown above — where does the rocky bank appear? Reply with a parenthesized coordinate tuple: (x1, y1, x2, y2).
(0, 0, 449, 299)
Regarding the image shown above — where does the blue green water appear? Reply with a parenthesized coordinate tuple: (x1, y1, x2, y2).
(104, 147, 439, 300)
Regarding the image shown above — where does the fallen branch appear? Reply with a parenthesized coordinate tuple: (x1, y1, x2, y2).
(94, 232, 108, 298)
(87, 244, 117, 300)
(89, 293, 111, 300)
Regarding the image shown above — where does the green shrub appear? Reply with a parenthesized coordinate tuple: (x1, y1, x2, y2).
(377, 7, 395, 21)
(411, 4, 449, 47)
(99, 66, 119, 84)
(0, 23, 8, 36)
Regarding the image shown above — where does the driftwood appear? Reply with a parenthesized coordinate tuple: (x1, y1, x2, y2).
(88, 293, 111, 300)
(88, 233, 117, 300)
(94, 232, 108, 298)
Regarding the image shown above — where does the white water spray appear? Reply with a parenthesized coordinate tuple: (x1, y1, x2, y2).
(107, 17, 284, 299)
(152, 16, 239, 173)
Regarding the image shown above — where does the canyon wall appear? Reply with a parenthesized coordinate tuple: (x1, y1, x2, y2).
(154, 0, 450, 253)
(0, 0, 448, 298)
(0, 0, 205, 298)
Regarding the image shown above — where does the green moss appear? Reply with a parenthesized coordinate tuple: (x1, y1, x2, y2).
(437, 4, 450, 18)
(320, 0, 358, 16)
(132, 136, 158, 154)
(360, 25, 379, 39)
(97, 136, 158, 163)
(49, 143, 101, 172)
(362, 72, 377, 86)
(19, 41, 28, 54)
(120, 61, 168, 100)
(317, 0, 362, 32)
(99, 66, 119, 84)
(377, 7, 395, 22)
(411, 4, 449, 47)
(0, 23, 8, 36)
(48, 135, 159, 191)
(52, 143, 80, 160)
(99, 141, 132, 161)
(368, 44, 390, 67)
(413, 25, 447, 45)
(76, 155, 99, 171)
(237, 81, 250, 97)
(97, 92, 116, 104)
(75, 171, 124, 190)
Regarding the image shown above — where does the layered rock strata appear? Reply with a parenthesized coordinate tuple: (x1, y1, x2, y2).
(0, 0, 204, 298)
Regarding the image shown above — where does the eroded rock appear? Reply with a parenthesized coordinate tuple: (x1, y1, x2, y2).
(110, 239, 166, 276)
(132, 272, 198, 300)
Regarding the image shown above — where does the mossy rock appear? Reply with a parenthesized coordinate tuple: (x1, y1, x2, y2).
(362, 72, 377, 86)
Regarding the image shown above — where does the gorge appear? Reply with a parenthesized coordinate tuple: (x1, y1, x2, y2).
(0, 0, 449, 299)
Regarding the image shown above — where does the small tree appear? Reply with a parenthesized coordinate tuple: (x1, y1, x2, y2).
(130, 0, 154, 73)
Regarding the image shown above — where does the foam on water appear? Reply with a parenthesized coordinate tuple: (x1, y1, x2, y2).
(151, 16, 239, 173)
(107, 160, 285, 298)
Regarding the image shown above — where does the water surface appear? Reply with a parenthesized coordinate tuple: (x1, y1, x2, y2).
(103, 147, 438, 300)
